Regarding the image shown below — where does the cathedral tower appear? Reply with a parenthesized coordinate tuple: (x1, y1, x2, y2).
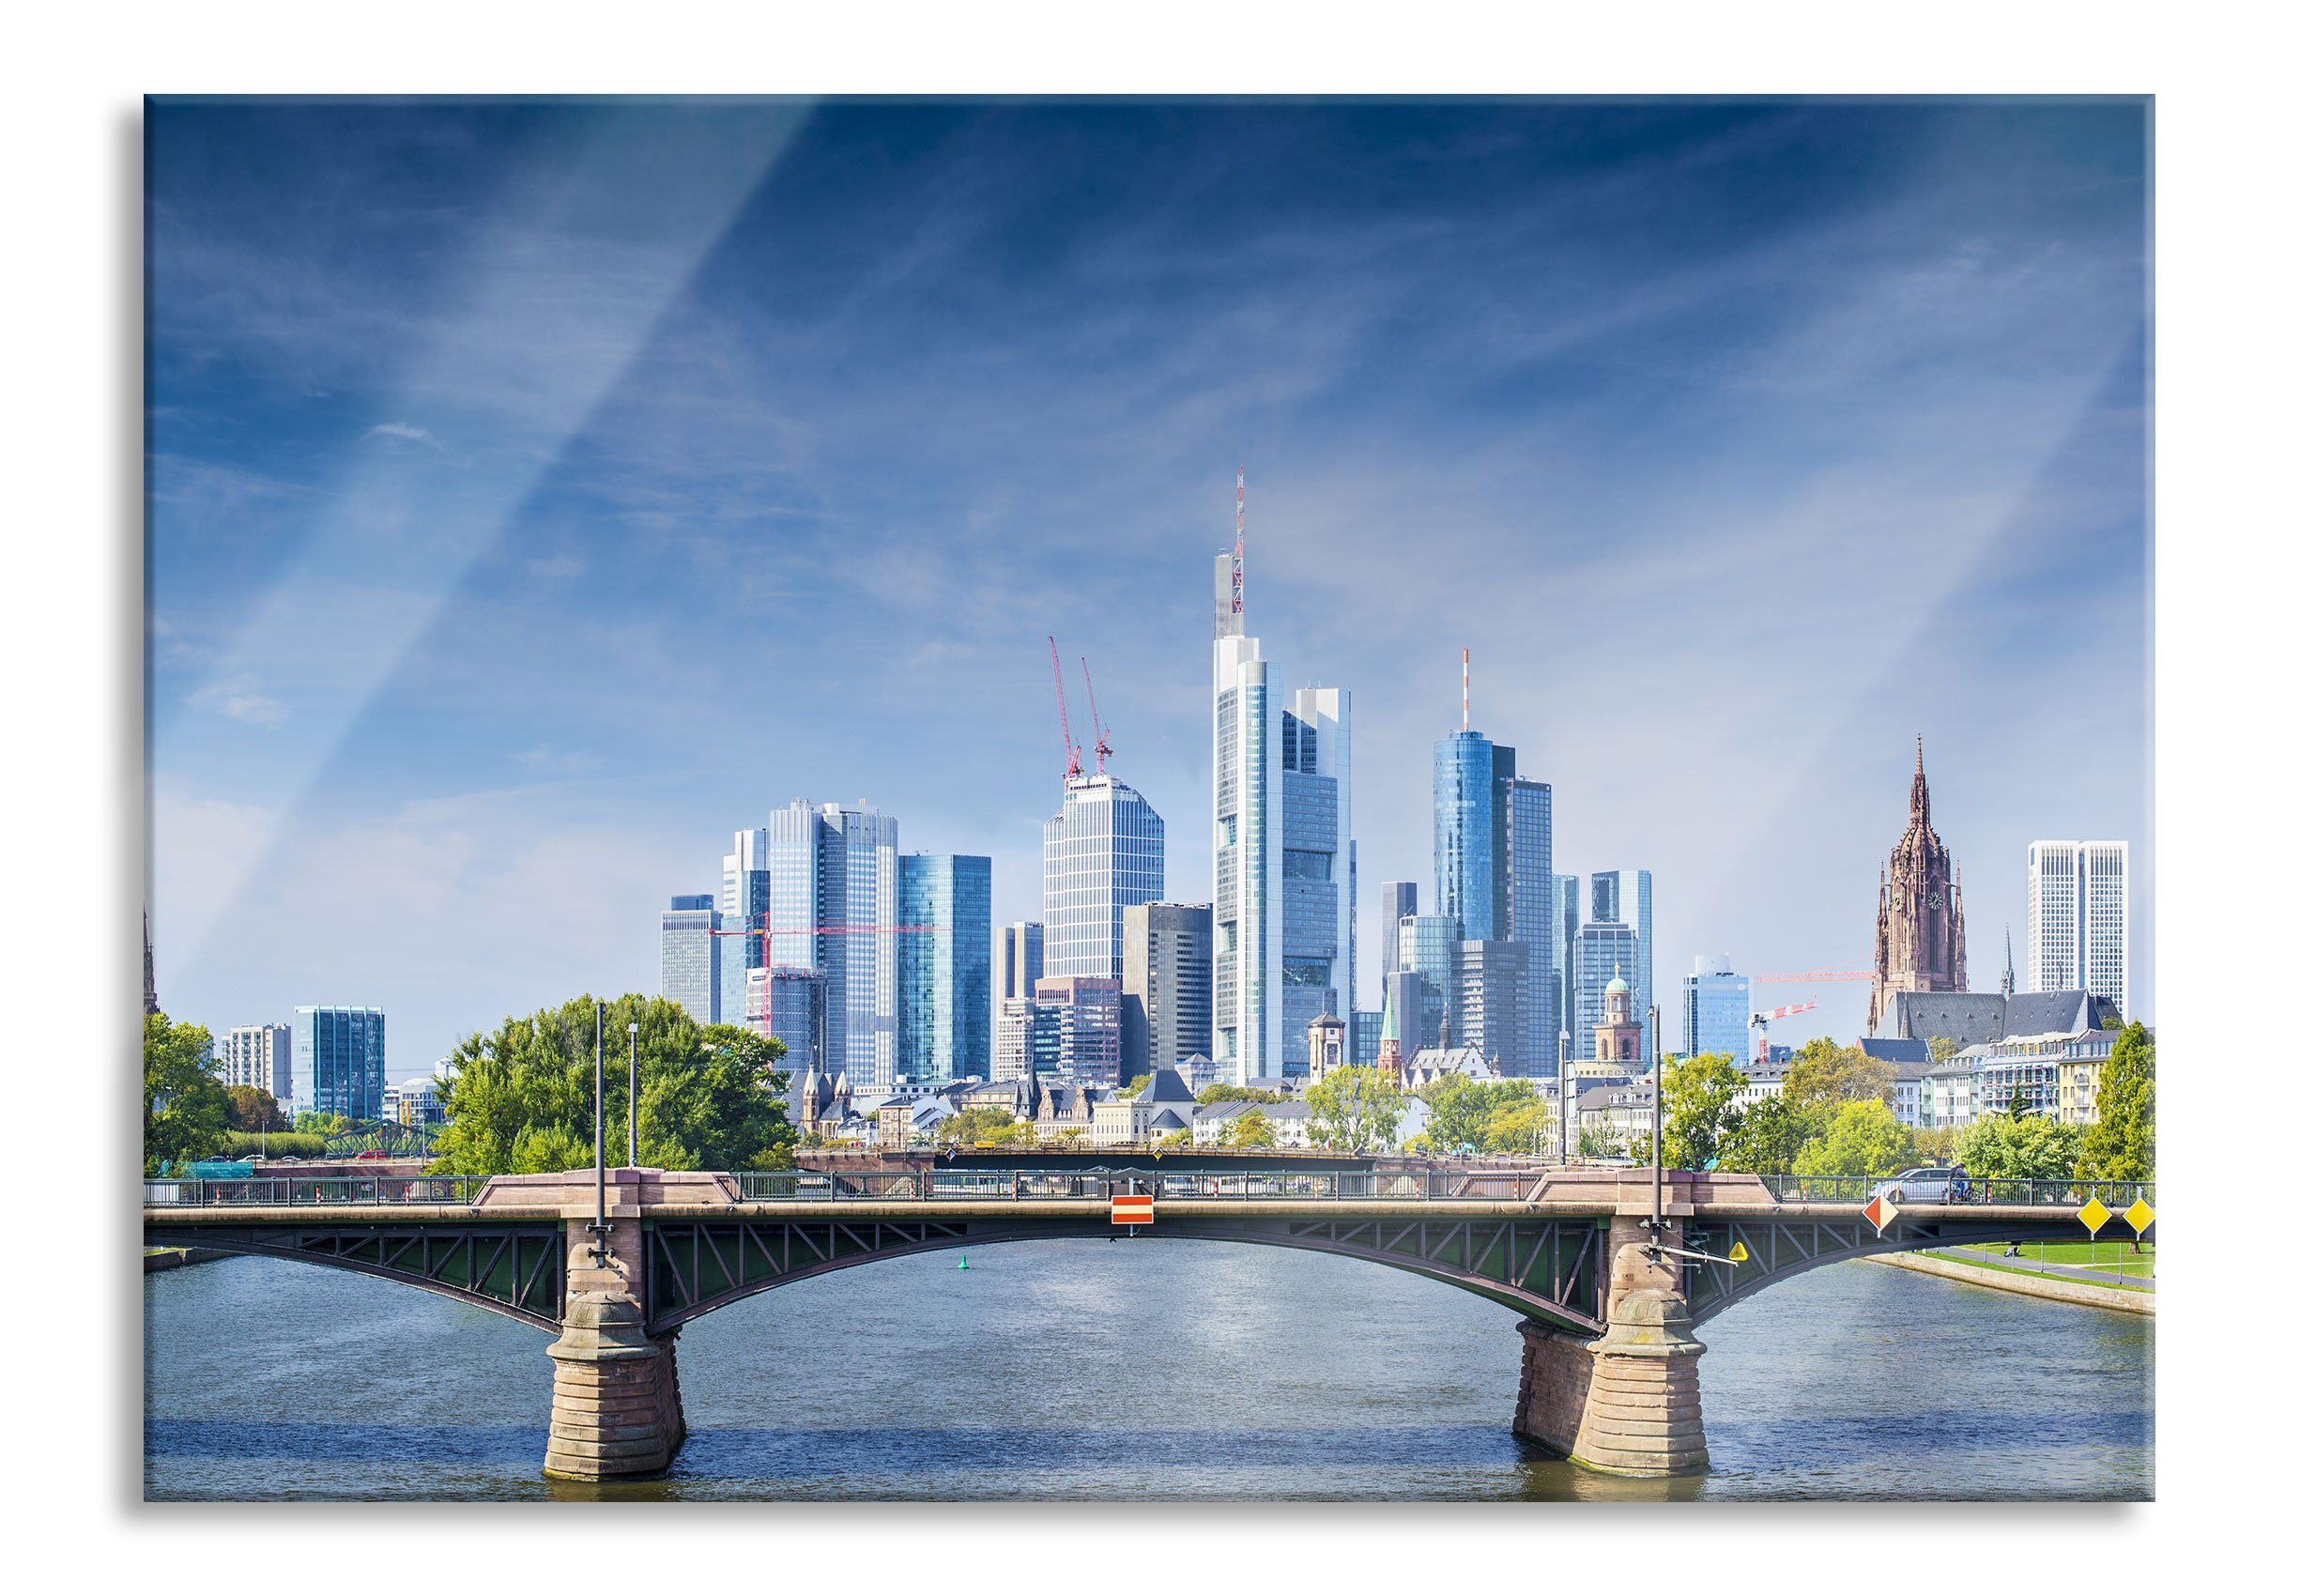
(1867, 738, 1968, 1033)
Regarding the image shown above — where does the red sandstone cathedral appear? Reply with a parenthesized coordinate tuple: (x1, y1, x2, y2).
(1867, 738, 1967, 1035)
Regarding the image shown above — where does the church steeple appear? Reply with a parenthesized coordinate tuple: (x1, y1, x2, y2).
(2002, 926, 2016, 998)
(1909, 736, 1931, 825)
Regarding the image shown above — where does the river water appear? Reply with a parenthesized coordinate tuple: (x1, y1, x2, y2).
(145, 1241, 2153, 1501)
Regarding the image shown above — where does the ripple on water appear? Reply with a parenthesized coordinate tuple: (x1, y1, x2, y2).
(144, 1243, 2152, 1501)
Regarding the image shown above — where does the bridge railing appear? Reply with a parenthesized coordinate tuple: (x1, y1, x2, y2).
(1755, 1174, 2155, 1207)
(143, 1175, 487, 1208)
(728, 1169, 1552, 1202)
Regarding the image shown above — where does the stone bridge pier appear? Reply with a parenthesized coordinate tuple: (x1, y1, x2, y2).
(476, 1169, 740, 1481)
(1509, 1173, 1770, 1477)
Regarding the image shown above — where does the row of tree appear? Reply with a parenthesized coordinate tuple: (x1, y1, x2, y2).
(1643, 1024, 2155, 1182)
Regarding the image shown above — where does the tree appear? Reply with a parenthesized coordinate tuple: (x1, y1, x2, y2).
(1219, 1108, 1278, 1148)
(1577, 1121, 1624, 1159)
(294, 1110, 353, 1138)
(1714, 1096, 1822, 1174)
(1791, 1099, 1915, 1180)
(1416, 1076, 1553, 1155)
(146, 1011, 228, 1174)
(431, 994, 794, 1177)
(1783, 1036, 1894, 1111)
(1306, 1065, 1405, 1152)
(1485, 1102, 1553, 1156)
(224, 1085, 290, 1133)
(1909, 1126, 1957, 1165)
(1657, 1052, 1748, 1171)
(1198, 1083, 1285, 1105)
(2078, 1021, 2154, 1181)
(2004, 1085, 2035, 1122)
(1957, 1113, 2085, 1180)
(934, 1106, 1018, 1147)
(1926, 1036, 1962, 1064)
(1115, 1074, 1152, 1099)
(1155, 1128, 1192, 1150)
(978, 1117, 1035, 1148)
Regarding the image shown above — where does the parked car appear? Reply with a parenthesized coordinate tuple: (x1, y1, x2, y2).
(1869, 1165, 1972, 1203)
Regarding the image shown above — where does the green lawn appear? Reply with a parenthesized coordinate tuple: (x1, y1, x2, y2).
(1957, 1240, 2154, 1280)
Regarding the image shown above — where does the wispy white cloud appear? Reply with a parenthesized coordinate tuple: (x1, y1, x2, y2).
(365, 420, 447, 451)
(185, 674, 286, 727)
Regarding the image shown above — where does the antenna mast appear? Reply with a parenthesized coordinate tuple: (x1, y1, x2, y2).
(1231, 467, 1245, 619)
(1462, 647, 1470, 732)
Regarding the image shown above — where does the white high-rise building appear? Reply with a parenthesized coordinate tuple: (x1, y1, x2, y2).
(1210, 483, 1353, 1084)
(769, 802, 900, 1090)
(2027, 840, 2129, 1014)
(1042, 775, 1165, 982)
(718, 827, 769, 1027)
(217, 1022, 292, 1101)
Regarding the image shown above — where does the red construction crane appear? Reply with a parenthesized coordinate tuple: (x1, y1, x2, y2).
(1048, 636, 1082, 785)
(1755, 968, 1872, 984)
(1080, 655, 1113, 776)
(1749, 1000, 1818, 1067)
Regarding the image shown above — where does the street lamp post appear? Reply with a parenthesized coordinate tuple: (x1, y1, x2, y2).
(626, 1021, 640, 1168)
(588, 1001, 610, 1265)
(1647, 1003, 1664, 1259)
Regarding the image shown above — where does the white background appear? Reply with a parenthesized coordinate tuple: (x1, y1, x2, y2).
(3, 0, 2286, 1579)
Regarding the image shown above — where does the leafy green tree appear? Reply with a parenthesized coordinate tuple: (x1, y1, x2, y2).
(2078, 1021, 2154, 1180)
(933, 1106, 1018, 1147)
(431, 994, 794, 1177)
(1197, 1083, 1285, 1105)
(1219, 1108, 1278, 1148)
(1115, 1074, 1153, 1099)
(145, 1011, 228, 1174)
(1486, 1102, 1552, 1156)
(1577, 1121, 1624, 1159)
(224, 1085, 290, 1133)
(1415, 1076, 1554, 1154)
(2004, 1085, 2034, 1122)
(1926, 1036, 1962, 1064)
(295, 1111, 353, 1138)
(1791, 1099, 1915, 1180)
(978, 1116, 1036, 1148)
(1783, 1036, 1894, 1111)
(1155, 1128, 1192, 1150)
(1306, 1065, 1405, 1152)
(1909, 1126, 1957, 1165)
(1714, 1096, 1822, 1174)
(1956, 1113, 2085, 1180)
(1657, 1052, 1748, 1170)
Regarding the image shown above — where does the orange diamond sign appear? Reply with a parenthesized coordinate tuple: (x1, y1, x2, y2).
(1863, 1193, 1898, 1235)
(2124, 1197, 2154, 1236)
(2078, 1195, 2111, 1235)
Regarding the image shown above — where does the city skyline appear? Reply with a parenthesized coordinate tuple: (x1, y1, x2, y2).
(146, 100, 2149, 1071)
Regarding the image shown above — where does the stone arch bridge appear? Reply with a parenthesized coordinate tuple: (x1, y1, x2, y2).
(144, 1165, 2154, 1481)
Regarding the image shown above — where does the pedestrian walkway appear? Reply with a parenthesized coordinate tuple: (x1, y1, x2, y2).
(1935, 1246, 2154, 1292)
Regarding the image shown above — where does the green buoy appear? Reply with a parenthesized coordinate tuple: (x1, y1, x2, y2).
(958, 1254, 969, 1270)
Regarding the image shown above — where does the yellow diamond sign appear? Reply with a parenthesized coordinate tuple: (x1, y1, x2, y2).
(2078, 1195, 2111, 1235)
(2124, 1197, 2154, 1236)
(1727, 1241, 1749, 1265)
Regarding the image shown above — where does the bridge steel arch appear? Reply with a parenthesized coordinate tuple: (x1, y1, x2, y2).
(639, 1211, 1613, 1334)
(143, 1218, 566, 1331)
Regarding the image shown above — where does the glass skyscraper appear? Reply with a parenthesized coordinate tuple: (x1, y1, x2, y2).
(897, 852, 991, 1083)
(2027, 840, 2129, 1013)
(1434, 730, 1498, 941)
(1380, 881, 1417, 982)
(1496, 773, 1556, 1078)
(1212, 544, 1354, 1084)
(1553, 873, 1579, 1067)
(768, 801, 900, 1091)
(1397, 913, 1463, 1036)
(660, 893, 721, 1026)
(718, 828, 768, 1028)
(1571, 920, 1640, 1062)
(1587, 868, 1653, 1047)
(291, 1005, 386, 1120)
(1681, 953, 1751, 1068)
(1042, 775, 1165, 982)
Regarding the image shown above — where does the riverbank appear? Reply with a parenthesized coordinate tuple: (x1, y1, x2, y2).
(1872, 1250, 2154, 1316)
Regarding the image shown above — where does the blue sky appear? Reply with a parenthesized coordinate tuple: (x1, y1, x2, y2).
(147, 97, 2149, 1073)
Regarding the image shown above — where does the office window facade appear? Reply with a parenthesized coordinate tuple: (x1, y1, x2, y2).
(898, 852, 992, 1084)
(291, 1005, 386, 1120)
(1681, 954, 1751, 1068)
(660, 894, 721, 1026)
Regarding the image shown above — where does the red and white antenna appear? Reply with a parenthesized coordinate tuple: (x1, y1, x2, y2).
(1462, 647, 1471, 732)
(1231, 467, 1245, 618)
